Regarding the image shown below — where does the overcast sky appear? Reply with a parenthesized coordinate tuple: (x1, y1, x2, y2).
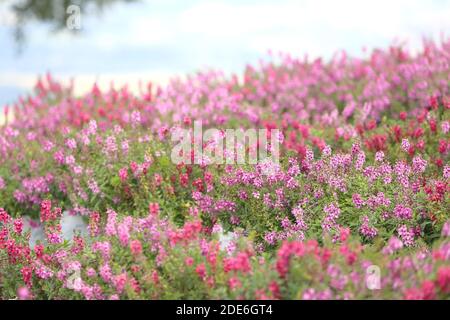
(0, 0, 449, 106)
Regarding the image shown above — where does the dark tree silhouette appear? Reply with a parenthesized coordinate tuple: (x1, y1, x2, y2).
(2, 0, 137, 53)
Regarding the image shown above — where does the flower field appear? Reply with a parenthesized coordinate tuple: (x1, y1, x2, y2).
(0, 39, 449, 300)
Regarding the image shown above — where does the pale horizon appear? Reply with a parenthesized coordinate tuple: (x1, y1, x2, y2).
(1, 0, 449, 107)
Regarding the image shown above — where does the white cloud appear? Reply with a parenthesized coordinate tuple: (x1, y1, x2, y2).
(55, 0, 450, 61)
(175, 0, 450, 57)
(1, 0, 449, 100)
(13, 0, 450, 57)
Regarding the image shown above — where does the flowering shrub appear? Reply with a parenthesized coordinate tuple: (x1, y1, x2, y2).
(1, 205, 450, 300)
(0, 38, 449, 299)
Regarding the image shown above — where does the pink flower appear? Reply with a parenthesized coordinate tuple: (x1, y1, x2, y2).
(375, 151, 385, 162)
(53, 150, 65, 164)
(230, 215, 240, 225)
(276, 241, 306, 278)
(13, 218, 23, 235)
(383, 236, 404, 255)
(404, 287, 423, 300)
(154, 173, 163, 187)
(65, 138, 77, 150)
(86, 268, 97, 278)
(99, 263, 112, 283)
(104, 135, 117, 154)
(322, 145, 332, 157)
(185, 257, 194, 266)
(302, 288, 317, 300)
(152, 270, 159, 284)
(87, 179, 100, 195)
(355, 151, 366, 171)
(393, 205, 413, 220)
(88, 211, 100, 237)
(121, 140, 129, 155)
(412, 155, 427, 174)
(65, 155, 75, 165)
(397, 225, 415, 247)
(148, 202, 160, 216)
(118, 220, 131, 247)
(0, 208, 11, 224)
(195, 263, 206, 279)
(351, 142, 361, 156)
(34, 244, 44, 258)
(35, 263, 54, 279)
(72, 165, 83, 175)
(42, 140, 54, 152)
(92, 241, 111, 260)
(21, 266, 33, 287)
(442, 221, 450, 237)
(87, 120, 97, 135)
(352, 193, 364, 209)
(47, 232, 62, 244)
(444, 165, 450, 179)
(342, 101, 355, 119)
(17, 287, 31, 300)
(437, 266, 450, 294)
(131, 111, 141, 128)
(130, 239, 142, 256)
(114, 273, 128, 294)
(105, 209, 117, 236)
(223, 252, 252, 274)
(401, 139, 410, 152)
(40, 199, 52, 222)
(322, 203, 341, 233)
(441, 121, 449, 134)
(119, 167, 128, 182)
(421, 280, 436, 300)
(339, 227, 350, 242)
(228, 277, 242, 290)
(264, 231, 277, 245)
(359, 216, 378, 239)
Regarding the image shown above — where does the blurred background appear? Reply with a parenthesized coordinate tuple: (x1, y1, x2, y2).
(0, 0, 449, 107)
